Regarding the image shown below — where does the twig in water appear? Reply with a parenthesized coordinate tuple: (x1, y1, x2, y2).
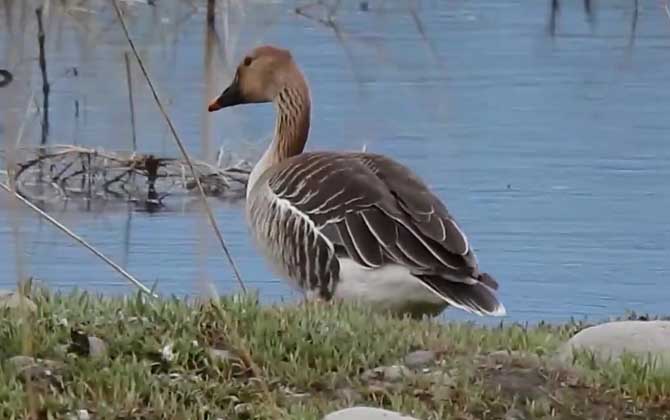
(295, 1, 338, 28)
(408, 0, 444, 71)
(0, 69, 12, 87)
(35, 7, 50, 146)
(14, 90, 37, 148)
(124, 52, 137, 152)
(547, 0, 559, 36)
(206, 0, 215, 26)
(583, 0, 594, 27)
(0, 182, 156, 297)
(112, 0, 247, 293)
(628, 0, 639, 51)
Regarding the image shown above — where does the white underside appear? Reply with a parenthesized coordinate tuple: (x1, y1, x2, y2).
(330, 258, 448, 316)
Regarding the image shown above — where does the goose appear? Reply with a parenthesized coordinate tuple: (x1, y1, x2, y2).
(208, 45, 506, 318)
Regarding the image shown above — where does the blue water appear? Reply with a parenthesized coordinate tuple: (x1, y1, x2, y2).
(1, 0, 669, 323)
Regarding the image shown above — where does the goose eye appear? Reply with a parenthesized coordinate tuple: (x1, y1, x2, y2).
(243, 56, 253, 66)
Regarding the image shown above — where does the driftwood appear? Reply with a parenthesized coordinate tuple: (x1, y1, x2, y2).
(2, 145, 250, 207)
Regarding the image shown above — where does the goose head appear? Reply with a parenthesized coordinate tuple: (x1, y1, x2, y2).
(208, 45, 301, 112)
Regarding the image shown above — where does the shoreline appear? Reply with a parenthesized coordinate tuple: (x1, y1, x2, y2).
(1, 287, 669, 419)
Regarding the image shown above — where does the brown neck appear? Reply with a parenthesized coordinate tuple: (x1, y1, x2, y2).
(247, 66, 311, 195)
(271, 78, 311, 163)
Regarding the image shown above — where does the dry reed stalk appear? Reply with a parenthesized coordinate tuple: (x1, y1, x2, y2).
(407, 0, 444, 70)
(628, 0, 639, 50)
(207, 0, 216, 26)
(294, 2, 366, 86)
(111, 0, 246, 292)
(548, 0, 559, 36)
(3, 86, 33, 415)
(35, 7, 50, 146)
(13, 90, 37, 148)
(124, 51, 137, 152)
(0, 181, 156, 297)
(197, 25, 217, 299)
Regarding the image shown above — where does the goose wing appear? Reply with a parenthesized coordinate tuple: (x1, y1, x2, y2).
(267, 152, 497, 292)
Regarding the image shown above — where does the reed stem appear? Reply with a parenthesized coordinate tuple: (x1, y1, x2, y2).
(124, 51, 137, 152)
(0, 182, 155, 297)
(35, 7, 49, 146)
(111, 0, 247, 293)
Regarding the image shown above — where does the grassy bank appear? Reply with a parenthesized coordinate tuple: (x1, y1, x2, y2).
(1, 289, 669, 419)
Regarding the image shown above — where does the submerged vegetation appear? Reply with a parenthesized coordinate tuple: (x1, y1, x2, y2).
(2, 288, 670, 419)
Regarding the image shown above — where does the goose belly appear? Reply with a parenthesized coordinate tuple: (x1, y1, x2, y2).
(333, 258, 448, 317)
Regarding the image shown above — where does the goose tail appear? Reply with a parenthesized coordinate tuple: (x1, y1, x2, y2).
(418, 274, 506, 317)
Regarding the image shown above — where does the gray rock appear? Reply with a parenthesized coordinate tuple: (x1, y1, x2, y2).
(87, 336, 108, 358)
(361, 365, 412, 382)
(68, 330, 108, 358)
(403, 350, 436, 369)
(558, 320, 670, 369)
(67, 409, 91, 420)
(6, 355, 39, 371)
(324, 407, 420, 420)
(0, 291, 37, 313)
(6, 355, 63, 372)
(5, 356, 66, 387)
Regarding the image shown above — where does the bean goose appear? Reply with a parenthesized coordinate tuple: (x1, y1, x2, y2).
(208, 45, 506, 318)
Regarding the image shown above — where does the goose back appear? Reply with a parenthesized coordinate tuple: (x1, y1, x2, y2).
(246, 151, 497, 301)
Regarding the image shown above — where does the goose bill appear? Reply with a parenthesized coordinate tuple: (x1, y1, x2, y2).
(208, 78, 243, 111)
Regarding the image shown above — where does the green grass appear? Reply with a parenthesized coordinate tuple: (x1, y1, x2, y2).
(1, 289, 669, 419)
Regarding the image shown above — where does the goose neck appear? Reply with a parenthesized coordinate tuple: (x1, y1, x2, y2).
(247, 83, 311, 195)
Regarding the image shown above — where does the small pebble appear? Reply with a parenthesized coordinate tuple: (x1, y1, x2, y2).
(324, 407, 420, 420)
(403, 350, 436, 369)
(161, 343, 175, 362)
(361, 365, 411, 382)
(488, 350, 541, 369)
(67, 409, 91, 420)
(207, 347, 238, 363)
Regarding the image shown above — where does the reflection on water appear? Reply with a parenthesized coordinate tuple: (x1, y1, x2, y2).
(1, 0, 669, 323)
